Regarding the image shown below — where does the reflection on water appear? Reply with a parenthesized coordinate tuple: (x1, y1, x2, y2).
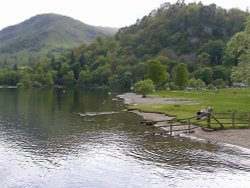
(0, 88, 250, 187)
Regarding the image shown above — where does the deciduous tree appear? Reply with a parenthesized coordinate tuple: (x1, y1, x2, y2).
(147, 59, 167, 88)
(231, 52, 250, 85)
(174, 63, 189, 89)
(134, 79, 154, 97)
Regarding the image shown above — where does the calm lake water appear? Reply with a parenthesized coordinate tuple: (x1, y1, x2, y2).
(0, 88, 250, 188)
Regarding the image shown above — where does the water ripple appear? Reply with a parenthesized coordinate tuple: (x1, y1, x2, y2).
(1, 90, 250, 187)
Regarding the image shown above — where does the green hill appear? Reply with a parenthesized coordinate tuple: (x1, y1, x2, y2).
(116, 2, 249, 62)
(0, 13, 117, 67)
(67, 2, 249, 89)
(0, 2, 249, 89)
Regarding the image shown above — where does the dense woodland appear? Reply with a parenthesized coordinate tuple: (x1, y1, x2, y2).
(0, 2, 250, 90)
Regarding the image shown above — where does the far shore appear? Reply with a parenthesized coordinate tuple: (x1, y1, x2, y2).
(118, 93, 250, 150)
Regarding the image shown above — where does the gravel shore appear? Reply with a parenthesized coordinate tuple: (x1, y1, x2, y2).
(118, 93, 250, 149)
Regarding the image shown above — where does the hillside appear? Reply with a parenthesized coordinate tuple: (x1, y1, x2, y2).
(116, 2, 249, 61)
(0, 13, 117, 66)
(0, 2, 249, 89)
(67, 2, 249, 89)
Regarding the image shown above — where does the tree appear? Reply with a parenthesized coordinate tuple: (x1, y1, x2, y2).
(188, 78, 206, 89)
(193, 67, 213, 84)
(212, 78, 226, 88)
(120, 71, 132, 90)
(212, 65, 227, 80)
(71, 62, 81, 80)
(108, 74, 120, 90)
(77, 70, 93, 87)
(19, 73, 32, 87)
(132, 62, 146, 82)
(231, 52, 250, 85)
(224, 32, 249, 66)
(224, 18, 250, 67)
(13, 64, 18, 71)
(146, 59, 167, 88)
(134, 79, 154, 97)
(227, 17, 250, 85)
(69, 51, 76, 65)
(174, 63, 189, 89)
(77, 70, 86, 87)
(245, 16, 250, 33)
(65, 71, 75, 87)
(188, 78, 197, 88)
(44, 72, 55, 86)
(79, 53, 86, 67)
(0, 71, 21, 86)
(200, 40, 225, 65)
(196, 52, 211, 67)
(196, 79, 206, 89)
(94, 64, 112, 86)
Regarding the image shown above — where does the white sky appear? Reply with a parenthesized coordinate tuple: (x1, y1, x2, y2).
(0, 0, 249, 30)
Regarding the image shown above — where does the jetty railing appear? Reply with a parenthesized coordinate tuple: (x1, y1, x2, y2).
(141, 115, 206, 136)
(209, 112, 250, 128)
(141, 111, 250, 136)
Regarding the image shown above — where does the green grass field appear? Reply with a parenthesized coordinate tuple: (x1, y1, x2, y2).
(129, 88, 250, 128)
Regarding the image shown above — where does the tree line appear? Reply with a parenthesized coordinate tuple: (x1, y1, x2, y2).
(0, 2, 249, 90)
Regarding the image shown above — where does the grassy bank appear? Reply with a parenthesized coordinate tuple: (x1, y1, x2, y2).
(128, 88, 250, 128)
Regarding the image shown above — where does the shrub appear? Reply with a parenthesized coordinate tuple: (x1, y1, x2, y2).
(134, 79, 154, 97)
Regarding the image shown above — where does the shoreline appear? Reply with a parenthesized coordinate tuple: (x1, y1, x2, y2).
(118, 93, 250, 150)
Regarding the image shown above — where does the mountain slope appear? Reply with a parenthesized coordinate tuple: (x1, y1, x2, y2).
(0, 13, 117, 66)
(116, 3, 249, 62)
(65, 2, 250, 89)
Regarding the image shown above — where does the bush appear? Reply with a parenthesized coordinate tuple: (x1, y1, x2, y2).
(207, 84, 214, 90)
(16, 83, 24, 88)
(134, 79, 154, 97)
(169, 82, 177, 90)
(212, 79, 226, 88)
(32, 81, 43, 88)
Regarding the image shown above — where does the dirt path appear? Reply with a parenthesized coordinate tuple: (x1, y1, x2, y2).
(118, 93, 250, 149)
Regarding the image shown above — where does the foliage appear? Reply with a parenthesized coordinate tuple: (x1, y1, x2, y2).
(193, 67, 213, 84)
(146, 59, 167, 88)
(195, 52, 210, 67)
(134, 79, 154, 97)
(0, 71, 21, 86)
(231, 55, 250, 85)
(174, 63, 189, 89)
(188, 78, 206, 89)
(212, 78, 226, 88)
(199, 40, 225, 65)
(229, 18, 250, 85)
(0, 2, 249, 90)
(65, 71, 75, 87)
(224, 32, 250, 67)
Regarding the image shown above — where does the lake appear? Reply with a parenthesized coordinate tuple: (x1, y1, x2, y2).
(0, 88, 250, 188)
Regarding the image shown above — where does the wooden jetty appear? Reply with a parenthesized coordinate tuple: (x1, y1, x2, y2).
(141, 112, 250, 136)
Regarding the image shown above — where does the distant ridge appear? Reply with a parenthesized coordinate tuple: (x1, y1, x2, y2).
(0, 13, 118, 66)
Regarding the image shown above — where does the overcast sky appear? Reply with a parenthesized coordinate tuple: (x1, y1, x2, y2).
(0, 0, 249, 30)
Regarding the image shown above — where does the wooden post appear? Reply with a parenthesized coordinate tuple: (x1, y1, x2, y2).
(151, 125, 154, 135)
(207, 110, 211, 128)
(248, 113, 250, 127)
(188, 118, 191, 133)
(170, 121, 172, 136)
(232, 112, 235, 128)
